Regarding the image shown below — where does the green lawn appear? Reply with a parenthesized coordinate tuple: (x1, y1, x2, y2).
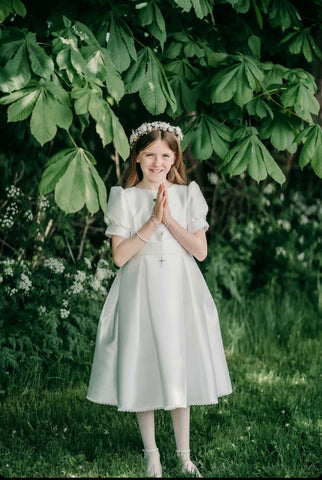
(1, 290, 321, 478)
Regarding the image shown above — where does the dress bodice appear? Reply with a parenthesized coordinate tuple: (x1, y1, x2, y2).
(104, 181, 209, 253)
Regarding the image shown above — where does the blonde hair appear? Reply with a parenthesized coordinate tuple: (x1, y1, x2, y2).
(124, 129, 187, 188)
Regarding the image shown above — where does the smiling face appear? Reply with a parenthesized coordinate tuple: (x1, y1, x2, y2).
(136, 139, 176, 186)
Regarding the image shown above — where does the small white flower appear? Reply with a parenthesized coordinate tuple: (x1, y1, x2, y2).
(84, 257, 92, 269)
(60, 309, 70, 319)
(277, 219, 291, 231)
(299, 215, 309, 225)
(276, 246, 287, 258)
(5, 185, 21, 198)
(4, 266, 14, 277)
(298, 252, 305, 261)
(129, 121, 183, 147)
(40, 196, 50, 210)
(69, 282, 84, 294)
(208, 172, 219, 185)
(44, 258, 65, 274)
(263, 183, 275, 195)
(39, 306, 47, 314)
(62, 299, 69, 308)
(18, 273, 32, 292)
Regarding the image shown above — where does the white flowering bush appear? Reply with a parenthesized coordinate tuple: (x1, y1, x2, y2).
(204, 169, 322, 306)
(0, 184, 118, 391)
(0, 252, 117, 390)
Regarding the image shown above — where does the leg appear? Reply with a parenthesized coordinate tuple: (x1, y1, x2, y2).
(170, 407, 202, 477)
(136, 411, 162, 478)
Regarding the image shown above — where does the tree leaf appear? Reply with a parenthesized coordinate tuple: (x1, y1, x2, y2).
(110, 108, 130, 160)
(7, 88, 40, 121)
(248, 142, 267, 182)
(30, 89, 57, 146)
(258, 139, 286, 184)
(39, 149, 76, 195)
(221, 137, 251, 175)
(210, 64, 239, 103)
(139, 53, 167, 115)
(101, 48, 124, 101)
(12, 0, 27, 17)
(107, 15, 136, 72)
(123, 48, 147, 94)
(71, 86, 91, 115)
(3, 43, 31, 92)
(205, 116, 232, 159)
(26, 32, 54, 78)
(87, 160, 107, 214)
(88, 91, 113, 147)
(190, 117, 213, 160)
(173, 0, 192, 13)
(55, 152, 86, 213)
(80, 151, 100, 214)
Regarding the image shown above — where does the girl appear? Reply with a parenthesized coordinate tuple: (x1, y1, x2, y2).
(87, 121, 232, 478)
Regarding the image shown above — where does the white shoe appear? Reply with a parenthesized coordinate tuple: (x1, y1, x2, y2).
(176, 449, 202, 477)
(143, 448, 162, 477)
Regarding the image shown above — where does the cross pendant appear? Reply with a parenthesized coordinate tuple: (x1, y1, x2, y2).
(158, 257, 166, 267)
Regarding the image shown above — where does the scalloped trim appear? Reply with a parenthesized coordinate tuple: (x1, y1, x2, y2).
(86, 391, 232, 412)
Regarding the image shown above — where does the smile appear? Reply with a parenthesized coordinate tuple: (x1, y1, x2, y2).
(149, 169, 163, 174)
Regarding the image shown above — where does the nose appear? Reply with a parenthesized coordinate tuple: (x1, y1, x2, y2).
(152, 156, 163, 166)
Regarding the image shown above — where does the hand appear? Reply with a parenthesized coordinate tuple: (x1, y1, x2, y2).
(161, 184, 171, 225)
(152, 183, 165, 224)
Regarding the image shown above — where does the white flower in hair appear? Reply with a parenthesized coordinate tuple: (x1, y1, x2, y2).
(129, 121, 183, 148)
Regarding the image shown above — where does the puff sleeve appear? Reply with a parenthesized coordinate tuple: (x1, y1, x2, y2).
(104, 187, 132, 239)
(186, 181, 209, 233)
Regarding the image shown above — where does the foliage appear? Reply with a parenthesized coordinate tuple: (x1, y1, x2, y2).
(204, 169, 322, 307)
(0, 0, 321, 214)
(0, 183, 117, 391)
(0, 251, 116, 391)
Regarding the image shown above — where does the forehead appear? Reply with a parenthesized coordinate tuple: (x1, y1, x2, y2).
(141, 139, 174, 153)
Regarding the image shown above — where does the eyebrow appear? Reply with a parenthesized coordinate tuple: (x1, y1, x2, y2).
(144, 150, 171, 154)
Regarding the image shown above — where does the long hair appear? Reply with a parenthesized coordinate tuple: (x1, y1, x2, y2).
(124, 129, 187, 188)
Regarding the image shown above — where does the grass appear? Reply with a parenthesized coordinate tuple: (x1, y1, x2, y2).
(0, 288, 321, 478)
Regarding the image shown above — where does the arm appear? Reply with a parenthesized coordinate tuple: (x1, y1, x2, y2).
(111, 184, 165, 268)
(161, 182, 207, 262)
(112, 217, 157, 267)
(166, 219, 207, 261)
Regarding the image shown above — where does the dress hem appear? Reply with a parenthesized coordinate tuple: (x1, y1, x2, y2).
(86, 390, 233, 412)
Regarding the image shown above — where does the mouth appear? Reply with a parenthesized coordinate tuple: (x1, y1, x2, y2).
(149, 169, 164, 174)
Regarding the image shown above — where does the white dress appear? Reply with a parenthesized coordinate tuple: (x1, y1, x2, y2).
(86, 181, 232, 412)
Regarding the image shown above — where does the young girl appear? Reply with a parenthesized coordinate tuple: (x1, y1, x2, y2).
(87, 121, 232, 478)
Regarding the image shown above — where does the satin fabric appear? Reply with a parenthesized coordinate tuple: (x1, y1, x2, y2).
(86, 181, 232, 411)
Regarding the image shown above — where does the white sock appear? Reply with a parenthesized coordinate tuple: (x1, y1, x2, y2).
(136, 410, 157, 450)
(136, 411, 162, 477)
(170, 407, 202, 477)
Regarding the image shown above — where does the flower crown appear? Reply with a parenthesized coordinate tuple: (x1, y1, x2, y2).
(129, 121, 183, 148)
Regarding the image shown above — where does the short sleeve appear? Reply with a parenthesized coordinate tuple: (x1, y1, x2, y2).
(186, 181, 209, 233)
(104, 186, 132, 239)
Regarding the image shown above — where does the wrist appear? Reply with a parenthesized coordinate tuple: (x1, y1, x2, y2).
(151, 209, 161, 227)
(163, 215, 172, 228)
